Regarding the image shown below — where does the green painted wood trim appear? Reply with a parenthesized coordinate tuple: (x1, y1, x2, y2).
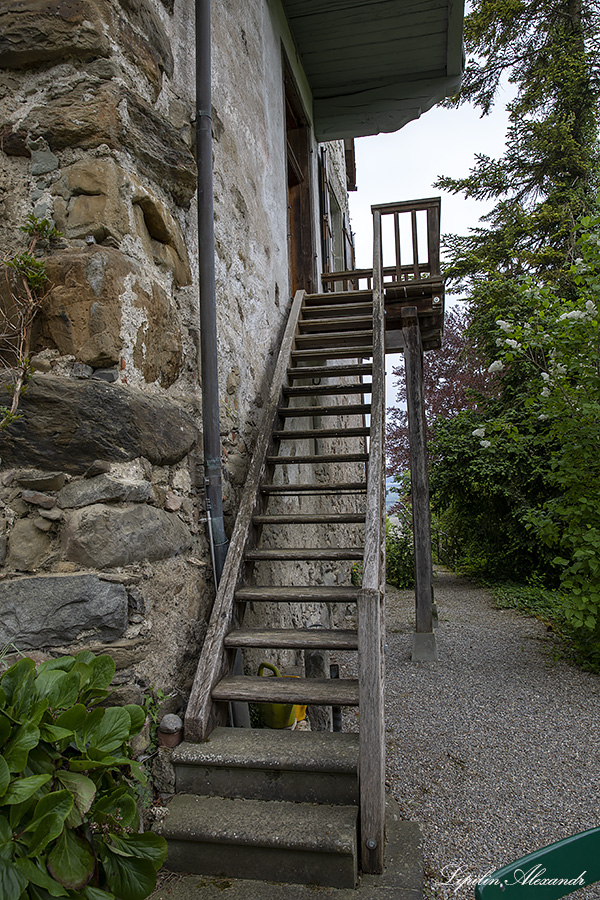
(314, 73, 463, 140)
(447, 0, 465, 77)
(475, 828, 600, 900)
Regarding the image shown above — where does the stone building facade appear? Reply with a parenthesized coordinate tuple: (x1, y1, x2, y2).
(0, 0, 356, 708)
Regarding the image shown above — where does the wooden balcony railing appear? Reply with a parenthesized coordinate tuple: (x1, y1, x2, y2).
(321, 197, 442, 297)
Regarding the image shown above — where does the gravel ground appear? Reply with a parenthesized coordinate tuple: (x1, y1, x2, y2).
(341, 566, 600, 899)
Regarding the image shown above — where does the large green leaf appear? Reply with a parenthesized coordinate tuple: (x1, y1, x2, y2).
(36, 658, 75, 676)
(47, 828, 95, 890)
(107, 833, 167, 870)
(26, 790, 73, 831)
(79, 709, 104, 750)
(100, 847, 158, 900)
(34, 671, 67, 703)
(26, 746, 59, 777)
(27, 698, 50, 727)
(123, 706, 145, 738)
(3, 723, 40, 773)
(0, 715, 12, 748)
(14, 857, 68, 898)
(70, 662, 93, 694)
(2, 774, 50, 805)
(0, 858, 28, 900)
(0, 755, 10, 797)
(54, 704, 86, 738)
(35, 670, 80, 712)
(0, 814, 12, 862)
(56, 772, 96, 827)
(26, 815, 68, 858)
(87, 709, 130, 755)
(83, 888, 115, 900)
(48, 673, 80, 711)
(74, 651, 95, 666)
(1, 658, 35, 705)
(8, 796, 36, 831)
(10, 666, 36, 722)
(29, 884, 64, 900)
(87, 656, 115, 694)
(39, 725, 74, 745)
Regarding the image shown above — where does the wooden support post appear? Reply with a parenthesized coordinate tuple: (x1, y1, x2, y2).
(401, 306, 438, 662)
(357, 207, 386, 874)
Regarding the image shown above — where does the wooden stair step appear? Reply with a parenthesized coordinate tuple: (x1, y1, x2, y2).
(278, 403, 371, 418)
(302, 302, 373, 319)
(295, 331, 372, 349)
(298, 316, 372, 333)
(224, 628, 359, 650)
(273, 426, 370, 439)
(291, 346, 373, 361)
(266, 453, 368, 465)
(235, 585, 359, 603)
(253, 513, 366, 524)
(304, 289, 372, 304)
(245, 548, 363, 561)
(287, 362, 372, 379)
(261, 482, 366, 494)
(212, 675, 360, 706)
(282, 383, 371, 397)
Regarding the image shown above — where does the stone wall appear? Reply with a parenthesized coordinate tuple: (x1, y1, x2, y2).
(0, 0, 357, 716)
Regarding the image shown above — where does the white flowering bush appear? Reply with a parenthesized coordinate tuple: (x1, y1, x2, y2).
(478, 215, 600, 631)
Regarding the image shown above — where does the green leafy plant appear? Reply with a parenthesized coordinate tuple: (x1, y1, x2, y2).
(351, 515, 416, 589)
(0, 651, 167, 900)
(1, 216, 62, 430)
(385, 515, 415, 589)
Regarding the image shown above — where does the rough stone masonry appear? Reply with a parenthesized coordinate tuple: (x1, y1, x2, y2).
(0, 0, 356, 725)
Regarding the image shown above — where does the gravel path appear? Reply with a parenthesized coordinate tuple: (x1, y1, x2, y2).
(375, 567, 600, 899)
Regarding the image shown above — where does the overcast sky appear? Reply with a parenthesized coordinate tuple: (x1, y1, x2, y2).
(347, 95, 513, 406)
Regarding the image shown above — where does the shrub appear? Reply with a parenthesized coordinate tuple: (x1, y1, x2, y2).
(0, 651, 167, 900)
(385, 515, 415, 589)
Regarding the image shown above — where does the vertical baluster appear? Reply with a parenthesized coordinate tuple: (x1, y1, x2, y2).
(394, 211, 402, 283)
(411, 209, 419, 280)
(427, 201, 441, 278)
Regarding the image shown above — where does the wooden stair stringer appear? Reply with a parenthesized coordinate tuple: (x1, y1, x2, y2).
(184, 289, 306, 742)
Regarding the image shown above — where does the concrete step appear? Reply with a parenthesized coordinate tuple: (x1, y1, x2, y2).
(159, 794, 358, 888)
(172, 727, 359, 804)
(151, 796, 422, 900)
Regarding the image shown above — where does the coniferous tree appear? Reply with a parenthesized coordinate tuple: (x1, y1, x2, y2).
(439, 0, 600, 299)
(415, 0, 600, 586)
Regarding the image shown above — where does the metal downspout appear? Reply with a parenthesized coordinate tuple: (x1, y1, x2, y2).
(195, 0, 249, 728)
(195, 0, 228, 584)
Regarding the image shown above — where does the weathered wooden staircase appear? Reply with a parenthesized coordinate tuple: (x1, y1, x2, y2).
(159, 250, 386, 887)
(158, 201, 443, 889)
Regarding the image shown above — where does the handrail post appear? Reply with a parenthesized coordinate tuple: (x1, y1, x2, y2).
(358, 208, 386, 874)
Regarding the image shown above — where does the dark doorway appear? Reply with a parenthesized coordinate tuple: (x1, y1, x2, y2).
(285, 64, 315, 296)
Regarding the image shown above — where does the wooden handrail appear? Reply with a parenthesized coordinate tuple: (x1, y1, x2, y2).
(185, 290, 306, 743)
(321, 196, 442, 293)
(357, 209, 386, 875)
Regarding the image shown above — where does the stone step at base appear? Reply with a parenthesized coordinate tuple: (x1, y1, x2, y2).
(152, 796, 422, 900)
(172, 728, 359, 804)
(159, 794, 358, 888)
